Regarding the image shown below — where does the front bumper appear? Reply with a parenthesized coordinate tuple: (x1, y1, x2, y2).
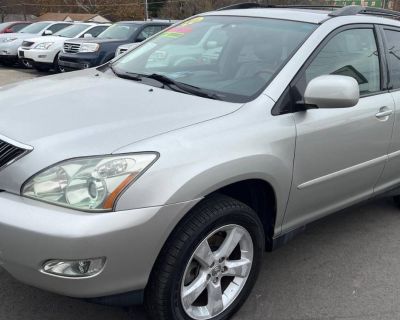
(58, 52, 102, 70)
(0, 192, 199, 299)
(18, 48, 56, 65)
(0, 42, 18, 58)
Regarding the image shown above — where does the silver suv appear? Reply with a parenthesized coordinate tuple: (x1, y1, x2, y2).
(1, 4, 400, 320)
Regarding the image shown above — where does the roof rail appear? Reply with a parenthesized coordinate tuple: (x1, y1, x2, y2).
(217, 3, 400, 20)
(217, 2, 264, 11)
(217, 2, 342, 11)
(329, 5, 400, 19)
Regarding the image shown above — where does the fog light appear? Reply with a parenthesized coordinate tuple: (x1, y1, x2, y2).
(42, 257, 106, 277)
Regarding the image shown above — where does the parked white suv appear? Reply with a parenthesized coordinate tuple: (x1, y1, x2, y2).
(18, 23, 110, 72)
(0, 21, 72, 66)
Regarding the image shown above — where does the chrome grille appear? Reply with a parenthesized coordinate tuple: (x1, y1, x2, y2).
(0, 139, 29, 171)
(63, 42, 81, 53)
(21, 41, 34, 48)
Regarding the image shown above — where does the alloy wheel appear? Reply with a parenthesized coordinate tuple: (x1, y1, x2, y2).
(181, 224, 253, 320)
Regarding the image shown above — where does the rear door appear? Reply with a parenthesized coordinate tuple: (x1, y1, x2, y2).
(374, 26, 400, 193)
(283, 25, 395, 231)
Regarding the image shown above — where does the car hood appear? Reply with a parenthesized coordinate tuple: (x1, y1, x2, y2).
(0, 32, 37, 40)
(0, 69, 242, 158)
(26, 35, 70, 45)
(66, 37, 126, 45)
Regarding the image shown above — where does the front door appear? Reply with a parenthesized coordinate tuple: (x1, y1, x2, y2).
(283, 25, 394, 232)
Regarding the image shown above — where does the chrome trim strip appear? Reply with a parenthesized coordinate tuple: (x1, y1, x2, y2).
(388, 149, 400, 159)
(0, 149, 31, 172)
(297, 155, 387, 190)
(0, 134, 33, 151)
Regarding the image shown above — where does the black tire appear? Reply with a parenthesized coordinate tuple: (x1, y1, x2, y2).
(53, 53, 65, 73)
(145, 194, 264, 320)
(20, 59, 32, 69)
(394, 195, 400, 208)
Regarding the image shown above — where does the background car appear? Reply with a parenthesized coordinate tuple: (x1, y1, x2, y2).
(18, 23, 110, 72)
(0, 21, 31, 34)
(115, 42, 140, 56)
(58, 21, 172, 71)
(0, 21, 72, 66)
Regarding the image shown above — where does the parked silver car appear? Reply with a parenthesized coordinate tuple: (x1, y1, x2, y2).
(2, 4, 400, 320)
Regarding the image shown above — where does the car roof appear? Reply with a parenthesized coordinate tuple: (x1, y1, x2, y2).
(115, 21, 172, 25)
(204, 6, 400, 26)
(204, 8, 330, 24)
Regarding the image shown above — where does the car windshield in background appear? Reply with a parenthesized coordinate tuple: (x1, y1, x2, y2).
(97, 23, 138, 40)
(19, 22, 51, 34)
(55, 24, 89, 37)
(113, 16, 317, 103)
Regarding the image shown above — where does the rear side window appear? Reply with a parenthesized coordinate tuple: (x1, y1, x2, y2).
(137, 25, 166, 41)
(85, 26, 108, 38)
(10, 23, 29, 32)
(304, 28, 381, 95)
(47, 23, 71, 34)
(383, 29, 400, 90)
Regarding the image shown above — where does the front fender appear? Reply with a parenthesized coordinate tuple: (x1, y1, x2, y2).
(115, 95, 296, 235)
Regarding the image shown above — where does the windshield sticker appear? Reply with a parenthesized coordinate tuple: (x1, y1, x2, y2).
(162, 26, 193, 39)
(181, 17, 204, 26)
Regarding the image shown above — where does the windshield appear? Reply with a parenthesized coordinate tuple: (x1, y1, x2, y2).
(55, 24, 90, 38)
(98, 23, 138, 40)
(113, 16, 317, 103)
(20, 22, 51, 34)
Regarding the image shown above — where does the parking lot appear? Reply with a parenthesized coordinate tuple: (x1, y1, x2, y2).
(2, 67, 400, 320)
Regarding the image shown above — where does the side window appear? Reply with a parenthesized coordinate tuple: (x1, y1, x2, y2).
(10, 23, 28, 32)
(84, 26, 107, 38)
(137, 26, 162, 42)
(304, 28, 381, 96)
(47, 23, 70, 34)
(384, 29, 400, 89)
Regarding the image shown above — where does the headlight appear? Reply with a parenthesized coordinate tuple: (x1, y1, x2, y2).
(79, 43, 100, 53)
(22, 153, 158, 212)
(3, 37, 17, 43)
(35, 42, 54, 50)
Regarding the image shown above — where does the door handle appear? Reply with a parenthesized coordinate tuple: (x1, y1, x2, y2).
(376, 107, 393, 119)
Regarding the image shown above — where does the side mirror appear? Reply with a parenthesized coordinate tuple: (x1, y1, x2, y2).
(43, 29, 53, 36)
(136, 35, 146, 42)
(4, 28, 13, 33)
(304, 75, 359, 109)
(84, 33, 93, 38)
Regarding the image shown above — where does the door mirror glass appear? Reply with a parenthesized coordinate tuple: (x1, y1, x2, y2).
(136, 35, 146, 42)
(84, 33, 93, 38)
(304, 75, 359, 109)
(43, 29, 53, 36)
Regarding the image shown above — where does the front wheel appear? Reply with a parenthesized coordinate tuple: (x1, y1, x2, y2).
(53, 53, 65, 73)
(145, 195, 264, 320)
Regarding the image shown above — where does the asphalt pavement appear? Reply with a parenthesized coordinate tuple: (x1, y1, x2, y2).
(1, 65, 400, 320)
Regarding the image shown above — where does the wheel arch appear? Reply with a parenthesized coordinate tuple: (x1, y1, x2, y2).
(210, 179, 277, 250)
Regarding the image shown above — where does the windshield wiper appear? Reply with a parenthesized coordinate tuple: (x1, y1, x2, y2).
(111, 68, 223, 101)
(110, 66, 142, 81)
(141, 73, 223, 100)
